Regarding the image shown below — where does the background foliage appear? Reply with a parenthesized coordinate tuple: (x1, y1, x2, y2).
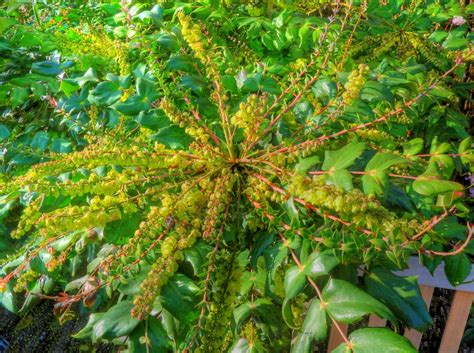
(0, 0, 473, 352)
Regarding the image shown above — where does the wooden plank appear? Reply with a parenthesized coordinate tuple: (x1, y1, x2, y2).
(404, 285, 435, 349)
(327, 322, 348, 352)
(368, 314, 386, 327)
(439, 290, 474, 353)
(394, 257, 474, 292)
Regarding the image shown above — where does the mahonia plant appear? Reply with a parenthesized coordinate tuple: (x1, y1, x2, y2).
(0, 0, 473, 352)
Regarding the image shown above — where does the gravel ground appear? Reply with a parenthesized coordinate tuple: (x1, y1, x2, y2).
(0, 289, 472, 352)
(0, 301, 113, 353)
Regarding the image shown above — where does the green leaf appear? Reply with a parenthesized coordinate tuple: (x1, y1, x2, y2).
(295, 156, 320, 174)
(180, 75, 207, 93)
(156, 32, 179, 51)
(365, 268, 432, 331)
(31, 61, 62, 76)
(115, 96, 150, 116)
(129, 316, 171, 353)
(75, 68, 99, 87)
(166, 55, 194, 72)
(329, 168, 354, 191)
(444, 253, 472, 286)
(284, 265, 307, 300)
(365, 153, 405, 171)
(403, 138, 424, 156)
(104, 213, 141, 244)
(60, 79, 80, 97)
(283, 197, 299, 225)
(429, 30, 448, 42)
(360, 81, 394, 103)
(412, 178, 464, 196)
(233, 298, 275, 332)
(89, 81, 122, 106)
(443, 37, 468, 50)
(362, 153, 407, 195)
(183, 241, 212, 276)
(136, 77, 159, 102)
(19, 276, 55, 314)
(303, 251, 339, 279)
(11, 86, 28, 108)
(30, 131, 49, 151)
(0, 17, 17, 33)
(322, 142, 365, 171)
(51, 138, 72, 153)
(292, 298, 328, 353)
(0, 284, 18, 313)
(459, 137, 472, 154)
(333, 328, 417, 353)
(322, 279, 394, 324)
(73, 301, 140, 342)
(0, 124, 10, 140)
(361, 170, 388, 196)
(160, 273, 200, 324)
(149, 125, 192, 149)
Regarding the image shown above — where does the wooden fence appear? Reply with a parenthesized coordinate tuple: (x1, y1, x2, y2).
(327, 257, 474, 352)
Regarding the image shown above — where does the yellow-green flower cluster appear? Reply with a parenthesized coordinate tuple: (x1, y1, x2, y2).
(287, 174, 422, 238)
(231, 94, 265, 136)
(199, 252, 242, 352)
(177, 12, 208, 63)
(342, 64, 369, 104)
(160, 99, 209, 143)
(55, 29, 130, 74)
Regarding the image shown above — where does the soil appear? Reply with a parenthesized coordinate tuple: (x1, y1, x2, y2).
(0, 301, 113, 353)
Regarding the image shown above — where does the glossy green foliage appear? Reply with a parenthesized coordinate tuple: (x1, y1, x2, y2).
(0, 1, 472, 352)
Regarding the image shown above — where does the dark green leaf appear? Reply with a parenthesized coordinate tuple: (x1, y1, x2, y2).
(292, 298, 328, 353)
(303, 251, 339, 279)
(73, 301, 140, 341)
(30, 131, 49, 151)
(284, 265, 306, 300)
(444, 253, 472, 286)
(365, 268, 432, 331)
(115, 96, 150, 116)
(0, 125, 10, 140)
(160, 273, 200, 324)
(322, 279, 394, 324)
(149, 125, 192, 149)
(333, 328, 417, 353)
(129, 316, 171, 353)
(31, 61, 62, 76)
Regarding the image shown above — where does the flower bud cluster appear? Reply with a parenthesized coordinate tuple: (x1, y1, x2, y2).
(11, 197, 43, 239)
(35, 193, 133, 237)
(55, 29, 130, 74)
(202, 173, 236, 238)
(342, 64, 369, 104)
(45, 251, 69, 272)
(406, 33, 443, 68)
(200, 252, 242, 352)
(245, 176, 286, 212)
(13, 270, 39, 292)
(178, 12, 208, 63)
(287, 175, 422, 239)
(231, 94, 265, 136)
(296, 0, 334, 14)
(131, 219, 202, 319)
(272, 140, 326, 168)
(351, 125, 393, 143)
(160, 99, 209, 144)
